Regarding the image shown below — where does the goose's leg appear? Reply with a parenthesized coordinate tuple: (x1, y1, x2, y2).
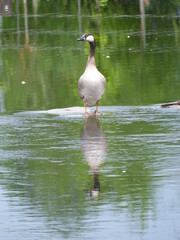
(84, 102, 88, 116)
(94, 100, 100, 115)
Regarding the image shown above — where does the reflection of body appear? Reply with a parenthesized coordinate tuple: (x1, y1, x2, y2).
(80, 116, 108, 197)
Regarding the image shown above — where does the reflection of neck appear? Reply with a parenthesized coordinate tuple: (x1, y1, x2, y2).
(93, 171, 100, 191)
(87, 41, 96, 66)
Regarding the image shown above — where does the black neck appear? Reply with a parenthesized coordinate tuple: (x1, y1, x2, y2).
(89, 41, 95, 57)
(87, 41, 96, 66)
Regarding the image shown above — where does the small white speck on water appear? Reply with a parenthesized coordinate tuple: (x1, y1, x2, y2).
(21, 81, 26, 85)
(106, 55, 110, 58)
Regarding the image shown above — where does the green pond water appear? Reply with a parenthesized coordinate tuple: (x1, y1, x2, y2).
(0, 1, 180, 240)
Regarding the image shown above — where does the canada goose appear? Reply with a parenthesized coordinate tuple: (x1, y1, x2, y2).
(77, 34, 106, 116)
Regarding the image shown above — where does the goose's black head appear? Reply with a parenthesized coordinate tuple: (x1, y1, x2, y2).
(77, 34, 95, 43)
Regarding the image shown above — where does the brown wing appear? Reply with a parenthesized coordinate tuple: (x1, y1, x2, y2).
(78, 77, 85, 100)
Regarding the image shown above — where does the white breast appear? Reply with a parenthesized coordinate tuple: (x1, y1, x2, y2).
(78, 65, 106, 107)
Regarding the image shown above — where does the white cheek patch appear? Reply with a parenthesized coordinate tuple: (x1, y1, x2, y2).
(86, 35, 94, 42)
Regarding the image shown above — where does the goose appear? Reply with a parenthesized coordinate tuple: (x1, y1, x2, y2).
(77, 34, 106, 116)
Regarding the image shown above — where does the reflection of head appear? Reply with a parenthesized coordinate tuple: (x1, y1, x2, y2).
(90, 189, 99, 198)
(80, 116, 108, 197)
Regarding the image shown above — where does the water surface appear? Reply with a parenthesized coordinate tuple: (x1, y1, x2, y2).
(0, 106, 180, 240)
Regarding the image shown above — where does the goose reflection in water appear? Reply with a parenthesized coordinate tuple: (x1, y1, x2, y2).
(80, 116, 108, 197)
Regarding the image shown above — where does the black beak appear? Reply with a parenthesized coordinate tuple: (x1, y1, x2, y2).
(77, 35, 85, 41)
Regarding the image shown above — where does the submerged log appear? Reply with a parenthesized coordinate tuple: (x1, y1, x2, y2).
(161, 100, 180, 108)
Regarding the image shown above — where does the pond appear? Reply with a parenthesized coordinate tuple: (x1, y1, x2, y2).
(0, 1, 180, 240)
